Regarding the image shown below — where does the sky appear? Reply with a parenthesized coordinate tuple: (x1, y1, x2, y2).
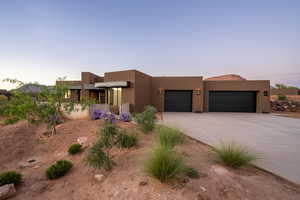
(0, 0, 299, 89)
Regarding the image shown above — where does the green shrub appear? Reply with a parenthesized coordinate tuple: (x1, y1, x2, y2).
(116, 130, 137, 148)
(135, 106, 156, 133)
(213, 142, 258, 168)
(184, 167, 199, 179)
(144, 146, 185, 182)
(86, 139, 113, 171)
(4, 117, 20, 125)
(157, 126, 184, 148)
(0, 171, 22, 186)
(278, 94, 287, 101)
(46, 160, 73, 179)
(68, 143, 82, 155)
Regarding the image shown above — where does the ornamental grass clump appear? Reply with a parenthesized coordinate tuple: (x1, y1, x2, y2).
(157, 125, 185, 148)
(86, 123, 118, 171)
(135, 106, 156, 133)
(144, 145, 185, 182)
(0, 171, 22, 186)
(68, 143, 82, 155)
(86, 139, 114, 171)
(116, 130, 137, 148)
(213, 142, 258, 168)
(46, 160, 73, 180)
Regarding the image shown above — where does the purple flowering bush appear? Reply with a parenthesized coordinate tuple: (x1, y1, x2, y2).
(119, 112, 132, 122)
(104, 113, 116, 124)
(91, 109, 106, 120)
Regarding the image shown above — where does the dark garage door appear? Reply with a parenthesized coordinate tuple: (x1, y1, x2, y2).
(165, 90, 192, 112)
(209, 91, 256, 112)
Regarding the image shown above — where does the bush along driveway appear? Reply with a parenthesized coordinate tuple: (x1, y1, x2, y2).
(162, 112, 300, 184)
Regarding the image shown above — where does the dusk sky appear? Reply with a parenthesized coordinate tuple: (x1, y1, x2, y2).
(0, 0, 299, 89)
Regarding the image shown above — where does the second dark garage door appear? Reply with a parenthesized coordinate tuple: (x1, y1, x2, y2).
(209, 91, 256, 112)
(165, 90, 192, 112)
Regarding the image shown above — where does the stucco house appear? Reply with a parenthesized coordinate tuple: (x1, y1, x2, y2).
(57, 69, 270, 113)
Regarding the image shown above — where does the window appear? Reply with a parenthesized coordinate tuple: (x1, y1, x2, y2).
(106, 88, 122, 105)
(64, 90, 71, 99)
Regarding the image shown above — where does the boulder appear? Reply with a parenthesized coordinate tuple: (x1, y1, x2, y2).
(0, 184, 16, 200)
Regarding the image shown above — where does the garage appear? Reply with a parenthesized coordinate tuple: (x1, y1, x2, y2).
(209, 91, 256, 112)
(164, 90, 192, 112)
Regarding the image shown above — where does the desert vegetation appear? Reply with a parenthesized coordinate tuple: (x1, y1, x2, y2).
(135, 105, 156, 132)
(0, 105, 299, 200)
(156, 125, 185, 148)
(213, 142, 258, 168)
(46, 160, 73, 179)
(0, 78, 93, 135)
(68, 143, 82, 155)
(86, 120, 138, 171)
(0, 171, 22, 186)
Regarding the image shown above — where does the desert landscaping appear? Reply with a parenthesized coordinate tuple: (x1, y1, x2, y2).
(1, 110, 300, 200)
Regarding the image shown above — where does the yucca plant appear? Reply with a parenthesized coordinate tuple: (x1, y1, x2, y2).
(156, 125, 184, 148)
(213, 142, 258, 168)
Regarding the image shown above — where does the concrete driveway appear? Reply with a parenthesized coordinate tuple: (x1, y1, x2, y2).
(162, 112, 300, 184)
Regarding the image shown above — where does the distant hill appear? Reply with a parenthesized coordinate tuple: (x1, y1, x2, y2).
(205, 74, 246, 81)
(11, 83, 53, 94)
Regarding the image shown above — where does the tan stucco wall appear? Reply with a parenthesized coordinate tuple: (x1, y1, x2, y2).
(151, 77, 204, 112)
(203, 80, 271, 113)
(134, 71, 152, 112)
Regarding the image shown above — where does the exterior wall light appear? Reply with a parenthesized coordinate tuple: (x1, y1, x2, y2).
(194, 88, 201, 95)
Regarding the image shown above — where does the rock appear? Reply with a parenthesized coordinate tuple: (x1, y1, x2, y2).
(94, 174, 104, 182)
(211, 165, 229, 175)
(139, 181, 148, 186)
(18, 158, 40, 168)
(200, 185, 207, 192)
(77, 137, 88, 145)
(0, 184, 16, 200)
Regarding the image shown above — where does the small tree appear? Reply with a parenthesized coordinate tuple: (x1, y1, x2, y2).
(2, 78, 93, 135)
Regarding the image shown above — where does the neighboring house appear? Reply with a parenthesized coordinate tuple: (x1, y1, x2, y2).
(57, 70, 270, 113)
(205, 74, 246, 81)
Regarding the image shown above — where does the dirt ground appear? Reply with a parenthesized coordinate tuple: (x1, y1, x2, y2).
(0, 119, 300, 200)
(273, 111, 300, 119)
